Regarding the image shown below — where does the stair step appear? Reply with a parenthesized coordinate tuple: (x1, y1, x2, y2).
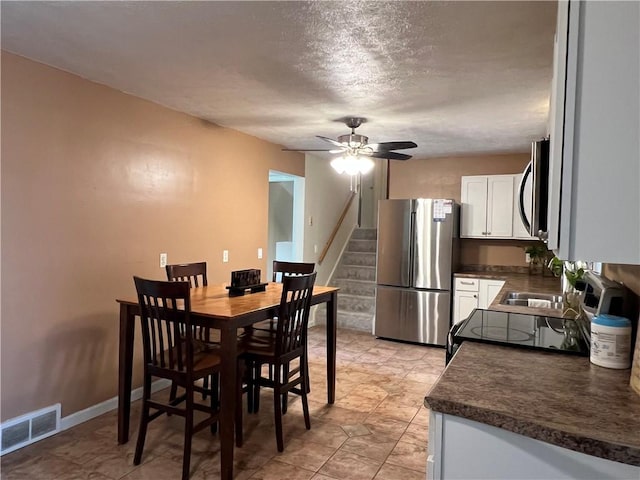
(351, 228, 378, 240)
(342, 251, 377, 267)
(338, 294, 375, 314)
(347, 239, 377, 253)
(314, 307, 374, 332)
(335, 265, 376, 282)
(332, 278, 376, 297)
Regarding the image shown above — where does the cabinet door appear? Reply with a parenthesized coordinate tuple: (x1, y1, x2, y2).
(454, 291, 478, 324)
(478, 280, 506, 309)
(486, 176, 514, 238)
(461, 176, 487, 237)
(548, 1, 640, 263)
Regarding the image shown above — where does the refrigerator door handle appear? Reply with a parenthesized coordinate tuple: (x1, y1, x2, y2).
(409, 211, 416, 283)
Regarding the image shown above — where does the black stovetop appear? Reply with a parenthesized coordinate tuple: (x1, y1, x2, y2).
(450, 309, 590, 358)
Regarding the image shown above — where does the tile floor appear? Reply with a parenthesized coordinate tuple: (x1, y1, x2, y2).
(1, 327, 445, 479)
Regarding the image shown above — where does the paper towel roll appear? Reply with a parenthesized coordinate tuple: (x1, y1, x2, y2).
(528, 299, 552, 308)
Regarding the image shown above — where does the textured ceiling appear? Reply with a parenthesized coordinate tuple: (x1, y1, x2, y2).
(1, 1, 557, 158)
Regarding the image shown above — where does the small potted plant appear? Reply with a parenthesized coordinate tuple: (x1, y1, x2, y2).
(525, 243, 548, 275)
(548, 256, 586, 318)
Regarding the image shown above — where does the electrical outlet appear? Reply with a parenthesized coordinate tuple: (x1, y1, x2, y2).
(159, 253, 167, 268)
(258, 248, 263, 259)
(308, 216, 313, 226)
(314, 244, 318, 254)
(223, 250, 229, 263)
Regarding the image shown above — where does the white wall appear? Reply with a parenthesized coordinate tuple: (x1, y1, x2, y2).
(303, 154, 358, 286)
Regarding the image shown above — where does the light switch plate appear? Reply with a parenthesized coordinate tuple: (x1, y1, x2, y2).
(223, 250, 229, 263)
(258, 248, 263, 259)
(159, 253, 167, 268)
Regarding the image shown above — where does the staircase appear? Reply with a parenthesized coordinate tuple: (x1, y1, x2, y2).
(325, 228, 378, 332)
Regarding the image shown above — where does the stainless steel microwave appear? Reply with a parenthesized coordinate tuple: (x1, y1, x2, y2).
(518, 138, 550, 241)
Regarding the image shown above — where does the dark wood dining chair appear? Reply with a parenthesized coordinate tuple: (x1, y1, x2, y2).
(252, 261, 315, 332)
(166, 261, 218, 401)
(272, 260, 315, 282)
(240, 272, 316, 452)
(132, 276, 242, 480)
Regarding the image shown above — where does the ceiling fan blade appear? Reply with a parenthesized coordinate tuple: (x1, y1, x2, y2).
(316, 135, 347, 148)
(367, 141, 417, 151)
(281, 148, 335, 152)
(369, 151, 413, 161)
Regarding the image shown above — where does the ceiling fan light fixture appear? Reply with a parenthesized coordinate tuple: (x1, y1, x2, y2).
(331, 154, 375, 176)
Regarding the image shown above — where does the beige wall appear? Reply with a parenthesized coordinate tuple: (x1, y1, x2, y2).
(389, 153, 534, 267)
(0, 52, 304, 421)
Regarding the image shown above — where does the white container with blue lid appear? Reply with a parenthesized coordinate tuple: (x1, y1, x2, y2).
(590, 314, 632, 369)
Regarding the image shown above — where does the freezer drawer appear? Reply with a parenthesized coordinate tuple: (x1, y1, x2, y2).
(374, 285, 451, 346)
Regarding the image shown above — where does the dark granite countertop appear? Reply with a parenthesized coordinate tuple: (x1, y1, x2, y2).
(425, 342, 640, 466)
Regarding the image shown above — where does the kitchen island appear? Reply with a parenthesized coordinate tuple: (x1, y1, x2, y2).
(424, 342, 640, 479)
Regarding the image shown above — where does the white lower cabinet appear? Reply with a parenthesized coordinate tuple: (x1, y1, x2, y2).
(478, 279, 505, 309)
(453, 277, 505, 324)
(453, 291, 478, 325)
(427, 411, 640, 480)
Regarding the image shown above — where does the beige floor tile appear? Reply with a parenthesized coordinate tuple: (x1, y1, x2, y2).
(411, 407, 430, 427)
(274, 440, 337, 472)
(3, 328, 445, 480)
(399, 423, 427, 446)
(1, 454, 88, 480)
(385, 441, 427, 473)
(373, 463, 425, 480)
(317, 450, 383, 480)
(339, 434, 398, 462)
(294, 420, 349, 448)
(249, 458, 316, 480)
(362, 416, 409, 441)
(371, 398, 420, 423)
(341, 424, 371, 437)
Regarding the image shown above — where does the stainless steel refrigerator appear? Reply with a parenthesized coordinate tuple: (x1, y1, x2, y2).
(374, 199, 459, 346)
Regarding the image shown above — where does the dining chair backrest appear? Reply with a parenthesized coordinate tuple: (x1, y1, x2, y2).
(275, 272, 316, 358)
(166, 262, 208, 287)
(134, 276, 194, 374)
(272, 261, 315, 283)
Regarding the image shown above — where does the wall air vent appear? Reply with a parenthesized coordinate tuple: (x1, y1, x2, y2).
(1, 404, 60, 456)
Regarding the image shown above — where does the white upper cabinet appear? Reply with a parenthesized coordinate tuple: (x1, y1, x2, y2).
(461, 175, 514, 238)
(548, 0, 640, 263)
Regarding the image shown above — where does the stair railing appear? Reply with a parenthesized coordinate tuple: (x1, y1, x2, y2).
(318, 191, 357, 265)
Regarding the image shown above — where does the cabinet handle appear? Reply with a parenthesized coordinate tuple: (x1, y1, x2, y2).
(460, 281, 475, 285)
(486, 232, 491, 235)
(473, 295, 478, 298)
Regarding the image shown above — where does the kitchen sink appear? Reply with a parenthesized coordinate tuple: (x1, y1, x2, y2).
(500, 291, 563, 309)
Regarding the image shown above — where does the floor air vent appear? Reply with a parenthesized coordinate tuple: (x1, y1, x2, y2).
(1, 404, 60, 456)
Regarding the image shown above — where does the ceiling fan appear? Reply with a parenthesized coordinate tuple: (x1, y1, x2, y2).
(282, 117, 418, 161)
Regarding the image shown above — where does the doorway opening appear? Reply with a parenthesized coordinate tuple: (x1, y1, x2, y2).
(268, 171, 305, 280)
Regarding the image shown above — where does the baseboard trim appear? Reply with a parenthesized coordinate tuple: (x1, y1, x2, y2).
(60, 379, 171, 431)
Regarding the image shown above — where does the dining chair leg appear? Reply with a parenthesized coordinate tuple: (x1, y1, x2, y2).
(169, 381, 179, 406)
(235, 362, 244, 447)
(253, 362, 262, 413)
(301, 355, 311, 430)
(210, 374, 219, 433)
(134, 373, 152, 465)
(282, 363, 289, 414)
(273, 364, 284, 452)
(182, 386, 194, 480)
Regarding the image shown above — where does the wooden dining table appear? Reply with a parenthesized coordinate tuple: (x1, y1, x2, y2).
(116, 282, 338, 480)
